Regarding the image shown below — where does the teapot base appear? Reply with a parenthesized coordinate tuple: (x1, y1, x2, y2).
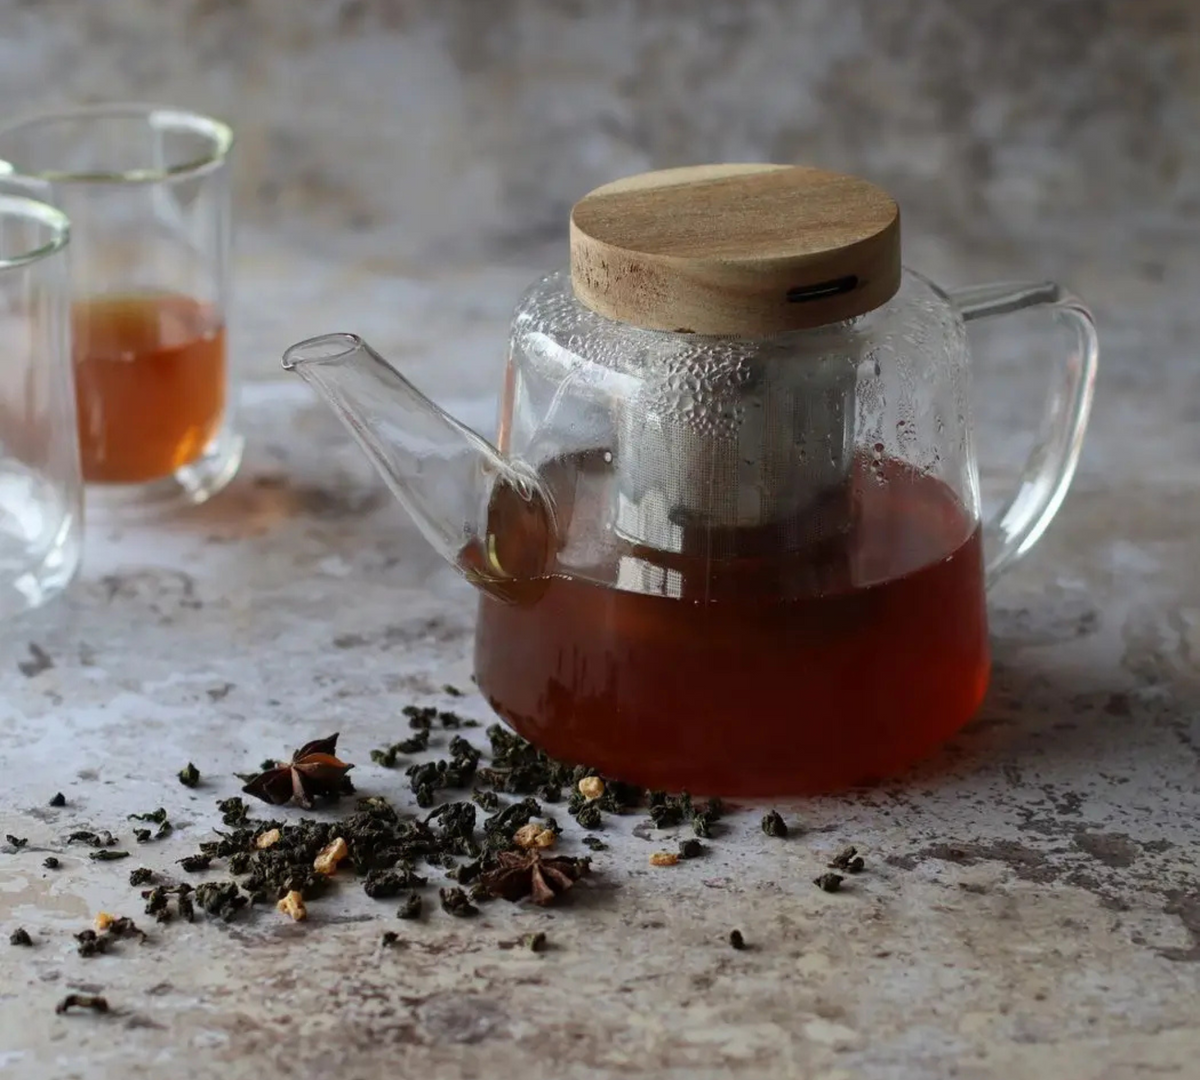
(474, 479, 990, 799)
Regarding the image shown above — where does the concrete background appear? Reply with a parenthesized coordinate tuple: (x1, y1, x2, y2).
(0, 3, 1198, 1078)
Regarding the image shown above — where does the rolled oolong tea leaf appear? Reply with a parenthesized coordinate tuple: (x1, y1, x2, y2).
(500, 931, 547, 952)
(178, 763, 201, 788)
(178, 854, 213, 873)
(679, 839, 704, 860)
(6, 835, 28, 849)
(761, 811, 788, 838)
(381, 930, 401, 948)
(133, 829, 152, 844)
(363, 867, 428, 899)
(68, 830, 116, 848)
(43, 856, 60, 869)
(89, 850, 130, 862)
(814, 872, 844, 893)
(194, 881, 248, 920)
(128, 867, 154, 887)
(439, 887, 478, 917)
(55, 993, 109, 1015)
(582, 836, 607, 852)
(574, 802, 603, 830)
(397, 893, 422, 920)
(729, 929, 747, 950)
(75, 929, 110, 957)
(828, 845, 865, 873)
(10, 927, 32, 946)
(49, 793, 66, 807)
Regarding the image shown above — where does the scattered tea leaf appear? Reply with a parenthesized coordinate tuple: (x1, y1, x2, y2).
(761, 811, 788, 838)
(397, 893, 422, 920)
(814, 872, 844, 893)
(10, 927, 32, 946)
(6, 835, 28, 849)
(178, 854, 213, 873)
(49, 793, 66, 808)
(55, 993, 109, 1015)
(679, 839, 704, 860)
(439, 887, 478, 917)
(42, 856, 59, 869)
(178, 763, 201, 788)
(729, 929, 747, 950)
(89, 850, 129, 862)
(129, 867, 153, 887)
(828, 845, 865, 873)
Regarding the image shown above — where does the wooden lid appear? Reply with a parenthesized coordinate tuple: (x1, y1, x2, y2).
(569, 164, 900, 335)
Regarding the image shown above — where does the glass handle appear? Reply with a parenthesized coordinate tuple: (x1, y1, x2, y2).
(947, 281, 1098, 588)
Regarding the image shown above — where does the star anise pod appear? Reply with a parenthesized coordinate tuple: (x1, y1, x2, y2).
(480, 850, 590, 906)
(241, 733, 354, 810)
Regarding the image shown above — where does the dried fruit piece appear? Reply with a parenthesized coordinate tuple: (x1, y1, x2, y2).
(276, 890, 307, 921)
(650, 852, 679, 867)
(513, 823, 556, 850)
(255, 828, 282, 850)
(578, 776, 605, 800)
(313, 837, 349, 876)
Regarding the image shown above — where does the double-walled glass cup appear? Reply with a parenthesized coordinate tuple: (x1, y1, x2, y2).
(0, 178, 81, 614)
(0, 104, 241, 513)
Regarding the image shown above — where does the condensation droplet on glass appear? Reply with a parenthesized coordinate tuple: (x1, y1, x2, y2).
(602, 450, 613, 464)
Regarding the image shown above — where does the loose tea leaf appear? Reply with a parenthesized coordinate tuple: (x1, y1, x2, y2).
(56, 994, 109, 1015)
(129, 809, 169, 824)
(89, 850, 130, 862)
(49, 793, 66, 807)
(129, 867, 153, 887)
(679, 839, 704, 860)
(729, 929, 747, 950)
(43, 856, 59, 869)
(582, 836, 607, 851)
(381, 930, 401, 947)
(439, 887, 478, 917)
(6, 835, 28, 849)
(194, 881, 248, 920)
(75, 929, 111, 957)
(500, 931, 547, 952)
(397, 893, 422, 920)
(814, 872, 844, 893)
(178, 763, 201, 788)
(828, 845, 865, 873)
(68, 830, 116, 848)
(9, 927, 32, 946)
(133, 829, 152, 844)
(363, 867, 428, 899)
(761, 811, 788, 838)
(178, 854, 213, 873)
(241, 734, 355, 809)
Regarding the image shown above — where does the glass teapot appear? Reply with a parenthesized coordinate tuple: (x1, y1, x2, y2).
(284, 164, 1097, 797)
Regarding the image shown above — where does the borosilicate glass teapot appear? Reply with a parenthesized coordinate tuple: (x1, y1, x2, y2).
(284, 164, 1098, 797)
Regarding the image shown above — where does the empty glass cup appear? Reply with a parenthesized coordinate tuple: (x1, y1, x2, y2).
(0, 104, 241, 515)
(0, 178, 81, 615)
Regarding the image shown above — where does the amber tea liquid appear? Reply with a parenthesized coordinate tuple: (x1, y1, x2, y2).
(475, 458, 989, 796)
(72, 294, 226, 484)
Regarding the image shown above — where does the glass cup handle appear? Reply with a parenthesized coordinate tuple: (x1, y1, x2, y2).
(947, 281, 1099, 588)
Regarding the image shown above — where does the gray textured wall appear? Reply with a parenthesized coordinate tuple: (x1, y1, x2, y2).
(2, 1, 1195, 276)
(0, 0, 1195, 438)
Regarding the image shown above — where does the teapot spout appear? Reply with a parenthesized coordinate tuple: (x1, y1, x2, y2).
(283, 333, 556, 601)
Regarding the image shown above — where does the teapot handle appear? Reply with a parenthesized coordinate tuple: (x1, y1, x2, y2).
(946, 281, 1098, 587)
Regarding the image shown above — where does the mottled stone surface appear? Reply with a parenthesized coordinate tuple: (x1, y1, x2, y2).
(1, 2, 1199, 1078)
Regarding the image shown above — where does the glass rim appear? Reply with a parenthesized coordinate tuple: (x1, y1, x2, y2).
(0, 192, 70, 271)
(0, 103, 233, 185)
